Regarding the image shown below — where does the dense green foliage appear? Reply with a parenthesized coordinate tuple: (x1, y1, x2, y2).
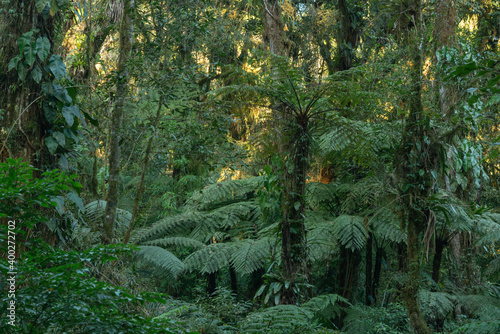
(1, 0, 500, 333)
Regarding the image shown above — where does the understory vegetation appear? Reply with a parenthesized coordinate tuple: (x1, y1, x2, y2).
(1, 0, 500, 333)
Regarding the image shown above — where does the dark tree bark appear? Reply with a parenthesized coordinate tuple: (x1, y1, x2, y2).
(432, 238, 446, 288)
(229, 264, 238, 296)
(372, 245, 383, 304)
(365, 232, 374, 305)
(102, 0, 134, 243)
(0, 1, 56, 169)
(207, 272, 217, 295)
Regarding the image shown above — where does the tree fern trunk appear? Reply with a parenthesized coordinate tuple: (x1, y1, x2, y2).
(365, 232, 373, 305)
(229, 264, 238, 296)
(280, 117, 311, 304)
(102, 0, 134, 243)
(432, 238, 446, 288)
(372, 245, 383, 304)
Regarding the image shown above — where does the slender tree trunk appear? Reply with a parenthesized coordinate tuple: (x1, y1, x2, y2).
(280, 117, 311, 304)
(365, 232, 374, 305)
(123, 97, 163, 244)
(229, 264, 238, 296)
(372, 246, 383, 304)
(102, 0, 134, 243)
(207, 272, 217, 295)
(432, 238, 446, 288)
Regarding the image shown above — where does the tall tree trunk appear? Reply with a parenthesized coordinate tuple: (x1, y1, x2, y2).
(399, 2, 431, 332)
(102, 0, 134, 243)
(123, 96, 163, 244)
(280, 116, 311, 304)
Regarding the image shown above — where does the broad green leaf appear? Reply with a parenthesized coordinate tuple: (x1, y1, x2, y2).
(48, 55, 67, 80)
(18, 35, 29, 55)
(36, 37, 51, 61)
(8, 55, 21, 71)
(45, 136, 58, 154)
(31, 66, 42, 83)
(52, 131, 66, 146)
(24, 41, 37, 66)
(36, 0, 51, 12)
(43, 101, 58, 123)
(17, 61, 28, 81)
(62, 106, 74, 126)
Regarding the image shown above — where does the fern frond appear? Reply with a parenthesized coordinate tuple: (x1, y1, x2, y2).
(183, 242, 232, 274)
(135, 246, 184, 279)
(143, 237, 205, 250)
(371, 208, 406, 244)
(456, 294, 500, 321)
(418, 290, 456, 320)
(189, 201, 260, 241)
(230, 238, 272, 274)
(451, 320, 500, 334)
(137, 212, 204, 243)
(475, 212, 500, 246)
(84, 200, 131, 235)
(307, 222, 337, 261)
(331, 215, 368, 251)
(302, 294, 349, 321)
(239, 305, 314, 333)
(186, 177, 263, 210)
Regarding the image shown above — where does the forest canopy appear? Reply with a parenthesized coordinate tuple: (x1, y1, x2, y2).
(1, 0, 500, 333)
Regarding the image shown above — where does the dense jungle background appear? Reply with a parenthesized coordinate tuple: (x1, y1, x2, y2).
(1, 0, 500, 333)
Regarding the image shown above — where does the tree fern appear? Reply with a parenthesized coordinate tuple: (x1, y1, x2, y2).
(135, 246, 184, 280)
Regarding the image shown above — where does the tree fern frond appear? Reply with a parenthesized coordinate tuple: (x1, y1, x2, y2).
(475, 212, 500, 246)
(189, 201, 260, 241)
(456, 294, 500, 321)
(183, 242, 232, 274)
(135, 246, 184, 279)
(371, 207, 406, 244)
(484, 256, 500, 277)
(186, 176, 263, 210)
(418, 290, 456, 320)
(137, 212, 204, 243)
(306, 182, 337, 209)
(302, 294, 349, 321)
(451, 320, 500, 334)
(308, 222, 337, 261)
(331, 215, 368, 251)
(239, 305, 314, 333)
(143, 237, 205, 250)
(230, 238, 272, 274)
(84, 200, 131, 235)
